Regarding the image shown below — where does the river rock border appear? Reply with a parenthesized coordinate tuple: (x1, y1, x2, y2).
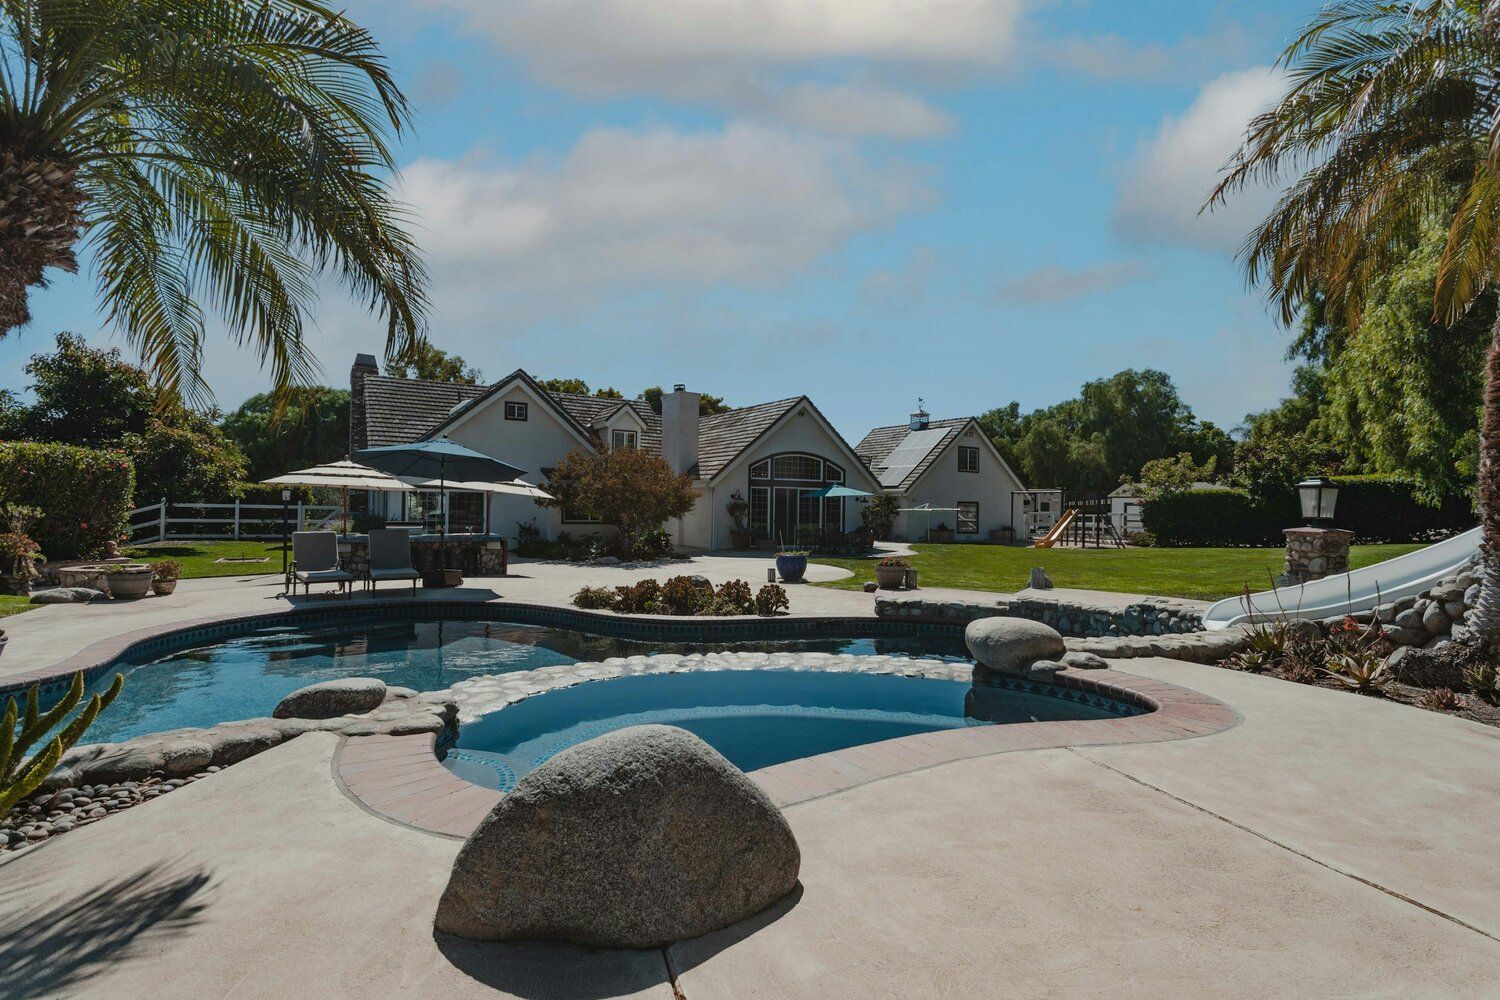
(333, 652, 1240, 839)
(876, 595, 1205, 637)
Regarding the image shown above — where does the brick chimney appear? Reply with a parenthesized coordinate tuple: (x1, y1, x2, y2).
(661, 384, 700, 476)
(349, 353, 378, 453)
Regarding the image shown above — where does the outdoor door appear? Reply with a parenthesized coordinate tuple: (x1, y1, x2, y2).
(772, 487, 800, 545)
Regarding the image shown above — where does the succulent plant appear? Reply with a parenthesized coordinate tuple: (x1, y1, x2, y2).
(2, 672, 123, 813)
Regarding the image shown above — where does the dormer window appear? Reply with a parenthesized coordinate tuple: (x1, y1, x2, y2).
(611, 429, 637, 451)
(958, 446, 979, 473)
(504, 401, 528, 421)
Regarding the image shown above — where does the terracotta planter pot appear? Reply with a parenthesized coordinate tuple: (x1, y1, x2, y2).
(105, 566, 154, 599)
(152, 578, 179, 596)
(729, 529, 753, 550)
(874, 564, 907, 589)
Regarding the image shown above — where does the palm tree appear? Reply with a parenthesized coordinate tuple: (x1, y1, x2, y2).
(0, 0, 427, 405)
(1209, 0, 1500, 640)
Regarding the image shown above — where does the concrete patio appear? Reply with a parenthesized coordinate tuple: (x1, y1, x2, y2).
(3, 649, 1498, 998)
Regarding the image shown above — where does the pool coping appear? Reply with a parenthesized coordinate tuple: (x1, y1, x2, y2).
(1, 598, 970, 703)
(330, 666, 1241, 839)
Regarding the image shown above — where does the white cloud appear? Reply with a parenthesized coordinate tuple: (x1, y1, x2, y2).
(391, 0, 1020, 136)
(1112, 66, 1288, 254)
(1045, 23, 1254, 84)
(995, 260, 1149, 304)
(394, 123, 931, 327)
(862, 247, 940, 309)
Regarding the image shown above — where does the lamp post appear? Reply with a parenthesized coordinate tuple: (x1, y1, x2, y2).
(1297, 476, 1340, 526)
(280, 489, 291, 576)
(1281, 477, 1351, 585)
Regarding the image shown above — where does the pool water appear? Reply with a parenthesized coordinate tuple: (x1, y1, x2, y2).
(446, 669, 1120, 791)
(84, 619, 973, 744)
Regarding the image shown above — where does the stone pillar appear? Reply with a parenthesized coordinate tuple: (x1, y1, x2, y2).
(1280, 527, 1354, 585)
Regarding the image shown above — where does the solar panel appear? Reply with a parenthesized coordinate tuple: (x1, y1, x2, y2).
(877, 428, 949, 487)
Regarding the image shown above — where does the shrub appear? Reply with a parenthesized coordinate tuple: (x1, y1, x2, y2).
(659, 575, 708, 616)
(149, 558, 183, 581)
(571, 585, 618, 611)
(754, 583, 790, 617)
(1142, 476, 1472, 547)
(0, 442, 135, 559)
(876, 555, 910, 568)
(861, 494, 899, 540)
(2, 672, 124, 812)
(620, 528, 673, 561)
(539, 448, 697, 553)
(613, 579, 661, 614)
(1126, 530, 1156, 547)
(709, 579, 754, 616)
(351, 512, 386, 534)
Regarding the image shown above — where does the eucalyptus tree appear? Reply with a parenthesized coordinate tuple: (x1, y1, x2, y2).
(0, 0, 427, 405)
(1210, 0, 1500, 638)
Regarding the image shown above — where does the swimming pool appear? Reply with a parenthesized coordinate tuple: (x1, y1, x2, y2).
(84, 617, 974, 744)
(446, 669, 1126, 791)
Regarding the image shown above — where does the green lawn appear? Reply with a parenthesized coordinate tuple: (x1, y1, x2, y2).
(0, 594, 32, 618)
(812, 542, 1427, 602)
(123, 540, 290, 578)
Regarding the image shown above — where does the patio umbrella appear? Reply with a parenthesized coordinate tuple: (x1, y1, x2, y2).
(356, 438, 531, 572)
(804, 484, 874, 541)
(261, 459, 413, 534)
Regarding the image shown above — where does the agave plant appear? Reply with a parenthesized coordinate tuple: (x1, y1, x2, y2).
(0, 0, 427, 407)
(2, 671, 123, 812)
(1322, 651, 1394, 694)
(1209, 0, 1500, 641)
(1245, 621, 1289, 659)
(1462, 661, 1500, 705)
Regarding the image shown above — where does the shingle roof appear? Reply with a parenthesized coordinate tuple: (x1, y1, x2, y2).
(696, 397, 803, 480)
(360, 375, 487, 447)
(853, 417, 970, 491)
(355, 371, 803, 480)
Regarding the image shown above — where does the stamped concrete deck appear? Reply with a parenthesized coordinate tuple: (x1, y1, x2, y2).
(4, 656, 1499, 997)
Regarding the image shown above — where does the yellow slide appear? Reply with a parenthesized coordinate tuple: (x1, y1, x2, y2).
(1032, 508, 1075, 549)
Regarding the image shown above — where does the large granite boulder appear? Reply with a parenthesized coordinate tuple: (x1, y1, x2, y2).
(965, 617, 1066, 675)
(272, 678, 387, 720)
(30, 587, 106, 604)
(435, 724, 800, 948)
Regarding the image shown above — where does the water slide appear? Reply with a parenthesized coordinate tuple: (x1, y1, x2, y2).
(1032, 508, 1076, 549)
(1200, 526, 1482, 629)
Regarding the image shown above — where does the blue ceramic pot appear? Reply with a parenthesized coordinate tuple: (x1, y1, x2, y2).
(775, 553, 807, 583)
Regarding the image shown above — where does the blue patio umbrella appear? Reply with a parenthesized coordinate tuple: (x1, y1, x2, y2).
(356, 437, 530, 574)
(804, 484, 873, 499)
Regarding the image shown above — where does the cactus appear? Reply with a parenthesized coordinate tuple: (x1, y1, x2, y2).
(0, 671, 123, 813)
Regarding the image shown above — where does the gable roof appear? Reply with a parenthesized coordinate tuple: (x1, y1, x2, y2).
(548, 392, 662, 456)
(854, 417, 971, 491)
(360, 375, 487, 447)
(696, 397, 802, 480)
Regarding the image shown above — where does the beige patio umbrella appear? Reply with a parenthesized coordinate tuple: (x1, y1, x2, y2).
(261, 459, 413, 534)
(397, 476, 553, 535)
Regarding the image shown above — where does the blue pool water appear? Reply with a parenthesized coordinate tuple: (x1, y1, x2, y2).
(84, 619, 973, 743)
(447, 669, 1121, 790)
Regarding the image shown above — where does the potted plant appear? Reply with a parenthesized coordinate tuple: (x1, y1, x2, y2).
(103, 563, 155, 599)
(874, 555, 911, 590)
(775, 548, 809, 583)
(725, 491, 753, 550)
(928, 522, 955, 543)
(0, 531, 42, 596)
(150, 559, 183, 596)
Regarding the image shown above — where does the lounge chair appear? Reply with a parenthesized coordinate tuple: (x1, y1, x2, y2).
(366, 528, 421, 594)
(288, 531, 354, 597)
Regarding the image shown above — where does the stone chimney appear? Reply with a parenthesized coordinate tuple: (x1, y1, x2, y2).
(661, 384, 700, 476)
(349, 353, 378, 453)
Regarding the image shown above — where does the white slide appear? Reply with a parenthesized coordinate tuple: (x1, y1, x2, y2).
(1201, 526, 1482, 630)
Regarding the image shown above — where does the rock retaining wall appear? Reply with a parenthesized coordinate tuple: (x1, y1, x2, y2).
(875, 595, 1204, 637)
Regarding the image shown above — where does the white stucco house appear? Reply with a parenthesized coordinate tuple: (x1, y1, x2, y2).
(349, 356, 1037, 550)
(854, 406, 1031, 542)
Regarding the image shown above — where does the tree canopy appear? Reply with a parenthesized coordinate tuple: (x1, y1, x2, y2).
(389, 344, 483, 384)
(979, 369, 1233, 493)
(221, 387, 351, 482)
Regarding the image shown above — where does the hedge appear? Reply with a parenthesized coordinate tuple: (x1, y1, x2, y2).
(0, 442, 136, 559)
(1141, 475, 1472, 547)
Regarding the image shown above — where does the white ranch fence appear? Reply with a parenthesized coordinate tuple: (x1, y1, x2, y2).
(129, 499, 342, 542)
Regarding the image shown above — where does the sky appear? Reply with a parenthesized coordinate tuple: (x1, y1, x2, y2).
(2, 0, 1320, 443)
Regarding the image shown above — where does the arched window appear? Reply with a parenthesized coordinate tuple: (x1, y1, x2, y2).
(748, 452, 848, 541)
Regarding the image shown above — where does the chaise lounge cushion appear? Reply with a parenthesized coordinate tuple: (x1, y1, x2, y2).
(294, 568, 354, 583)
(369, 566, 420, 581)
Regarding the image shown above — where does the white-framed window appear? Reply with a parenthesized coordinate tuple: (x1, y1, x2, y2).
(772, 454, 823, 481)
(823, 461, 844, 482)
(958, 446, 979, 473)
(610, 429, 637, 451)
(957, 501, 979, 534)
(561, 505, 601, 524)
(504, 401, 528, 421)
(750, 487, 770, 537)
(750, 459, 770, 479)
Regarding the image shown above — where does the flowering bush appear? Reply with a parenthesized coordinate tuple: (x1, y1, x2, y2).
(149, 558, 184, 581)
(0, 442, 135, 559)
(876, 556, 910, 568)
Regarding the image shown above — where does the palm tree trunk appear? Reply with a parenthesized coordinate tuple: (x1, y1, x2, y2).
(0, 152, 85, 333)
(1472, 310, 1500, 643)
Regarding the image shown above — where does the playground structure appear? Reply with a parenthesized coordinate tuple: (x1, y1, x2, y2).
(1021, 493, 1127, 549)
